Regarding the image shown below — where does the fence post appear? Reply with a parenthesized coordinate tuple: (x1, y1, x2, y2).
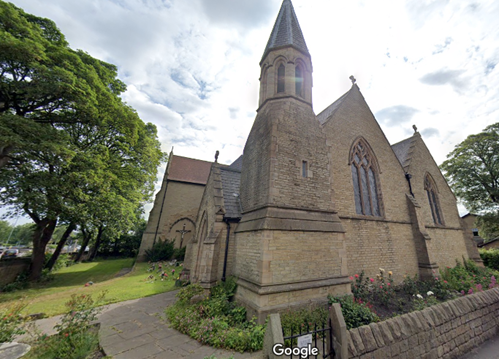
(263, 313, 284, 359)
(329, 303, 348, 359)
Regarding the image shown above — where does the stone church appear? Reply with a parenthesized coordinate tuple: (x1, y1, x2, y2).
(139, 0, 481, 321)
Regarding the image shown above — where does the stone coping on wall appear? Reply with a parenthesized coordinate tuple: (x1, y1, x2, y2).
(347, 287, 499, 359)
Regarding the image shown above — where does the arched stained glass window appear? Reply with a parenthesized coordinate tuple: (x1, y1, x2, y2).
(350, 139, 381, 216)
(277, 64, 285, 93)
(295, 66, 303, 97)
(425, 174, 443, 225)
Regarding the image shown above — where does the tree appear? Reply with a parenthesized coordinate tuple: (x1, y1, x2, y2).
(0, 1, 126, 168)
(0, 3, 164, 279)
(441, 123, 499, 238)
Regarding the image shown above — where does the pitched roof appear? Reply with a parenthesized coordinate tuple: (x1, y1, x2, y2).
(391, 136, 415, 169)
(167, 155, 212, 185)
(228, 155, 243, 172)
(261, 0, 309, 62)
(316, 90, 350, 124)
(220, 167, 242, 219)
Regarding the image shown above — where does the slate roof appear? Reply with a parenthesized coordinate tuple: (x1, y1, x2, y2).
(168, 155, 212, 185)
(228, 155, 243, 172)
(261, 0, 309, 62)
(220, 167, 242, 219)
(316, 91, 349, 124)
(391, 136, 415, 168)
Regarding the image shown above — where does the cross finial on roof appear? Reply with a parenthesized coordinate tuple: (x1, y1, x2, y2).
(349, 75, 356, 85)
(412, 124, 418, 133)
(215, 150, 219, 163)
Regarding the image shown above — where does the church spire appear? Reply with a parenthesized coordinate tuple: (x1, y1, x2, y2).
(261, 0, 310, 63)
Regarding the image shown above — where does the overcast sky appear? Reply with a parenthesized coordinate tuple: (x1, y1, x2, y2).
(6, 0, 499, 224)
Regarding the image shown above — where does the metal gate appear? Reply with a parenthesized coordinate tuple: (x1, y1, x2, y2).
(282, 317, 335, 358)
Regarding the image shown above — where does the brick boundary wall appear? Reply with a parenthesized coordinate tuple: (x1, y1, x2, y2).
(347, 287, 499, 359)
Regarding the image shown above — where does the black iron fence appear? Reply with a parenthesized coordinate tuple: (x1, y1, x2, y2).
(282, 318, 335, 358)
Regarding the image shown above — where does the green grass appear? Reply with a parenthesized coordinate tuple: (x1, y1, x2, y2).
(0, 259, 182, 317)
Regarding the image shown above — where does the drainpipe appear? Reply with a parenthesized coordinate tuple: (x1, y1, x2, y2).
(222, 218, 231, 282)
(405, 173, 414, 197)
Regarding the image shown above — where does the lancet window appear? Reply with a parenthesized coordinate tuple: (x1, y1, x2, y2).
(277, 64, 285, 93)
(350, 139, 381, 216)
(295, 66, 303, 97)
(425, 174, 443, 225)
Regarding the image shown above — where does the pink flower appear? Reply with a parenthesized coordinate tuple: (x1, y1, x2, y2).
(354, 274, 359, 278)
(349, 276, 354, 280)
(370, 278, 374, 283)
(468, 288, 473, 295)
(387, 282, 390, 286)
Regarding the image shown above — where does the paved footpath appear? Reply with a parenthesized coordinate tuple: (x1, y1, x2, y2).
(22, 291, 263, 359)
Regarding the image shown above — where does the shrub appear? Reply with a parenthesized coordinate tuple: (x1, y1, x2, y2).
(26, 292, 106, 359)
(175, 283, 205, 303)
(145, 239, 175, 262)
(173, 247, 186, 261)
(442, 259, 498, 294)
(280, 306, 328, 346)
(479, 249, 499, 271)
(328, 295, 379, 329)
(0, 300, 26, 342)
(1, 271, 29, 292)
(166, 279, 265, 352)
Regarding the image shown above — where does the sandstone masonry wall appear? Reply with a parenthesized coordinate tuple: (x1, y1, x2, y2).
(347, 288, 499, 359)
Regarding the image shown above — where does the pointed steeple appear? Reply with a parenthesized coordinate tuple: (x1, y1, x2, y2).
(261, 0, 310, 63)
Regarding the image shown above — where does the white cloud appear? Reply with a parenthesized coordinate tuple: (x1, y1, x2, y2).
(5, 0, 499, 224)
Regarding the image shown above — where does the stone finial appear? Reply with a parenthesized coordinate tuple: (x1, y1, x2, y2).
(215, 150, 219, 163)
(349, 75, 356, 85)
(412, 124, 418, 133)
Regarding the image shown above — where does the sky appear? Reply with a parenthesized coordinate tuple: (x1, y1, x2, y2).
(5, 0, 499, 224)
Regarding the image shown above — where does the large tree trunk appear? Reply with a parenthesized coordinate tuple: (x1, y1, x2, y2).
(29, 218, 57, 281)
(45, 222, 76, 271)
(74, 226, 92, 263)
(89, 225, 104, 261)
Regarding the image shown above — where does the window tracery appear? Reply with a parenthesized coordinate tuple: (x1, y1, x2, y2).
(350, 139, 381, 216)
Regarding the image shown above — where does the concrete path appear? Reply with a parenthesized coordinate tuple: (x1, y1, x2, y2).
(21, 291, 263, 359)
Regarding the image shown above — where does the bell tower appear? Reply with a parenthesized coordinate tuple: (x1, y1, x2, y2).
(235, 0, 350, 323)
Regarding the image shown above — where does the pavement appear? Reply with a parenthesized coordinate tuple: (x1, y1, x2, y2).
(19, 291, 264, 359)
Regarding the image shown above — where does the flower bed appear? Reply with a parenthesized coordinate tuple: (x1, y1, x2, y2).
(330, 260, 498, 329)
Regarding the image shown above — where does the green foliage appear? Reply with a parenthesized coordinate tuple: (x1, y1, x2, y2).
(412, 292, 439, 311)
(0, 300, 26, 342)
(442, 259, 498, 294)
(0, 2, 165, 280)
(441, 123, 499, 224)
(480, 249, 499, 271)
(25, 292, 105, 359)
(145, 239, 175, 262)
(328, 295, 380, 329)
(280, 306, 328, 346)
(173, 246, 186, 261)
(175, 283, 205, 303)
(166, 280, 265, 352)
(1, 270, 29, 292)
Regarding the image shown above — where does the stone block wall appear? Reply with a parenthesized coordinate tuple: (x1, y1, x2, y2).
(0, 258, 31, 286)
(347, 288, 499, 359)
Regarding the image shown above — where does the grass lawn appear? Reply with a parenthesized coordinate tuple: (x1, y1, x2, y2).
(0, 258, 182, 317)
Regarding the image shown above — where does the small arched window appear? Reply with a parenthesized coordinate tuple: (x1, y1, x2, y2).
(350, 139, 381, 216)
(277, 64, 285, 93)
(425, 174, 443, 225)
(295, 66, 303, 97)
